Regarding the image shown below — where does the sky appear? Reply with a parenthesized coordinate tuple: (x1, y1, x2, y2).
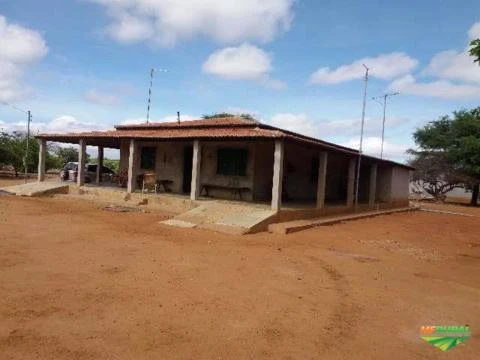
(0, 0, 479, 161)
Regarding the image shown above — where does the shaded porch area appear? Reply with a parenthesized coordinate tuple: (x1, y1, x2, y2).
(37, 134, 405, 214)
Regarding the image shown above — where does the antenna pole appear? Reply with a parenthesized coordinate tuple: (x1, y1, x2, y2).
(380, 94, 387, 159)
(373, 92, 398, 159)
(146, 68, 155, 124)
(24, 110, 32, 183)
(354, 64, 369, 210)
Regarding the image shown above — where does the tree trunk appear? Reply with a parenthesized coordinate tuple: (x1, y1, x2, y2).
(471, 183, 479, 206)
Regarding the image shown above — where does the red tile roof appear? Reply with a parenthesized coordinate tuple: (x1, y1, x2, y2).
(36, 116, 412, 169)
(115, 116, 257, 130)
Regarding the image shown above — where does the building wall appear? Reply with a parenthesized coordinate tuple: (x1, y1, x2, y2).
(135, 140, 190, 194)
(119, 139, 129, 173)
(325, 153, 349, 204)
(390, 166, 410, 202)
(200, 141, 259, 201)
(357, 162, 371, 203)
(283, 142, 318, 202)
(117, 137, 411, 208)
(253, 141, 275, 201)
(376, 165, 392, 202)
(120, 139, 273, 200)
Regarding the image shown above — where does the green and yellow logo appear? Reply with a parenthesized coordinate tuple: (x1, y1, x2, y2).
(420, 325, 471, 351)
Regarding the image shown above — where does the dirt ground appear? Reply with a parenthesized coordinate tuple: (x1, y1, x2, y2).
(0, 191, 479, 359)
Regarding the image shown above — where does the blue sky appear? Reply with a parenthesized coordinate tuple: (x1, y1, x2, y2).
(0, 0, 479, 161)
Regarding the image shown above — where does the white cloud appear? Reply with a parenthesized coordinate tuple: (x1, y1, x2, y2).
(203, 43, 285, 89)
(120, 114, 198, 125)
(266, 113, 407, 138)
(424, 50, 480, 84)
(2, 115, 105, 134)
(389, 74, 480, 100)
(89, 0, 294, 46)
(341, 136, 410, 160)
(0, 15, 48, 102)
(268, 113, 317, 136)
(84, 89, 119, 106)
(203, 44, 271, 80)
(468, 21, 480, 39)
(310, 52, 418, 85)
(266, 114, 410, 160)
(422, 20, 480, 85)
(105, 11, 154, 44)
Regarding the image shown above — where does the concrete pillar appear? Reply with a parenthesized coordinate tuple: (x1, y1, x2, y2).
(77, 139, 86, 186)
(316, 151, 328, 208)
(271, 139, 284, 212)
(37, 139, 46, 182)
(96, 146, 104, 185)
(190, 140, 202, 200)
(369, 164, 377, 206)
(127, 139, 136, 193)
(346, 157, 356, 207)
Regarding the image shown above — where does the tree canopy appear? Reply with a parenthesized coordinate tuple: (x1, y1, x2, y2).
(202, 112, 256, 121)
(411, 108, 480, 205)
(469, 39, 480, 65)
(0, 131, 39, 176)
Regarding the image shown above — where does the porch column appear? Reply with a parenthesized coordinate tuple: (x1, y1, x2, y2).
(37, 139, 46, 182)
(369, 164, 377, 206)
(77, 138, 86, 186)
(127, 139, 137, 193)
(271, 139, 284, 212)
(346, 157, 356, 207)
(96, 146, 104, 185)
(316, 151, 328, 208)
(190, 140, 202, 200)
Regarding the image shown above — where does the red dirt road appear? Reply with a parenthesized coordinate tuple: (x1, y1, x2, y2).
(0, 195, 479, 359)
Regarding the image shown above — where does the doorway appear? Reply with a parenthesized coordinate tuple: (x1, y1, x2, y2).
(182, 145, 193, 193)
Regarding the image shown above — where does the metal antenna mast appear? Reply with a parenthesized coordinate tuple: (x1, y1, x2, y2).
(372, 92, 399, 159)
(354, 64, 369, 210)
(146, 68, 167, 124)
(24, 110, 32, 183)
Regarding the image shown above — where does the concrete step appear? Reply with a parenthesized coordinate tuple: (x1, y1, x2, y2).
(160, 202, 276, 234)
(268, 207, 418, 235)
(0, 182, 69, 197)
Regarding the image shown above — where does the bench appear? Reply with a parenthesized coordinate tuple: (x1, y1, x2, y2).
(156, 179, 174, 192)
(200, 184, 250, 200)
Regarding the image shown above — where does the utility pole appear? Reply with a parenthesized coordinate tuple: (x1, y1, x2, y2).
(372, 92, 399, 159)
(146, 68, 167, 124)
(354, 64, 369, 210)
(23, 110, 32, 183)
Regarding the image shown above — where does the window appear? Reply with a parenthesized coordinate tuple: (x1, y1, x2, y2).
(140, 147, 156, 170)
(217, 148, 248, 176)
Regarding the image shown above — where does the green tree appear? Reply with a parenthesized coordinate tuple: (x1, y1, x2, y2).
(469, 39, 480, 65)
(103, 159, 119, 172)
(0, 131, 38, 176)
(0, 131, 62, 176)
(413, 108, 480, 205)
(408, 150, 470, 201)
(54, 146, 79, 165)
(202, 112, 256, 120)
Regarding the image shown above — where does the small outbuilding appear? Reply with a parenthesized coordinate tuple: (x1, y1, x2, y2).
(36, 116, 412, 214)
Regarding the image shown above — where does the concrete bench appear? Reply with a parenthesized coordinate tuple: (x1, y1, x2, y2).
(200, 184, 250, 200)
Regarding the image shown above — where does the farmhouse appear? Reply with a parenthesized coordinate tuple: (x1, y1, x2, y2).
(36, 116, 411, 215)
